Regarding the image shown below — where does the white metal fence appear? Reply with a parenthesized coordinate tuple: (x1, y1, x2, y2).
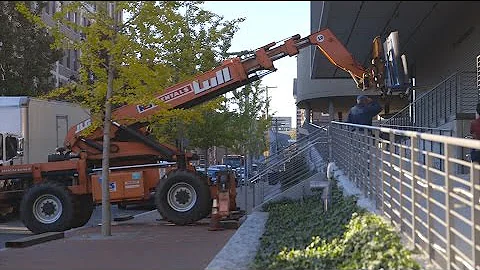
(329, 121, 480, 270)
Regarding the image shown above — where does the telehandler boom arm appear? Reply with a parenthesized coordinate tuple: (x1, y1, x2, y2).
(64, 28, 384, 160)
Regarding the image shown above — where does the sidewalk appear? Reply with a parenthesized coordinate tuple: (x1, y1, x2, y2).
(0, 211, 236, 270)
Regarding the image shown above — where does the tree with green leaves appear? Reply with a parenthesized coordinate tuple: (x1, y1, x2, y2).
(187, 98, 235, 168)
(0, 1, 62, 96)
(227, 80, 271, 168)
(17, 1, 244, 236)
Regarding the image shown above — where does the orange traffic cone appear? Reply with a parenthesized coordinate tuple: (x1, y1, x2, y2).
(208, 198, 224, 231)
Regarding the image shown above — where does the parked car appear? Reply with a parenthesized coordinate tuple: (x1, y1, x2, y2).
(209, 164, 232, 171)
(207, 164, 236, 185)
(207, 167, 220, 183)
(236, 167, 245, 186)
(195, 166, 207, 177)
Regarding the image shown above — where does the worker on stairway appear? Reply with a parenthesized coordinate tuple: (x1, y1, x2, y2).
(345, 95, 383, 179)
(346, 95, 383, 127)
(470, 102, 480, 164)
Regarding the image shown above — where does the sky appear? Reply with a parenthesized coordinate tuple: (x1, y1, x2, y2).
(201, 1, 310, 128)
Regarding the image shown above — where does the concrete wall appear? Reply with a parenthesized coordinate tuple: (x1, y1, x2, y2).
(413, 2, 480, 90)
(298, 2, 479, 130)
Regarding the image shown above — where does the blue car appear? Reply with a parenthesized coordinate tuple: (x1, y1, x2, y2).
(206, 165, 232, 184)
(207, 168, 220, 183)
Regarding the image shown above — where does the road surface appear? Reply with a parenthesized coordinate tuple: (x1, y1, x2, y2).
(0, 204, 153, 249)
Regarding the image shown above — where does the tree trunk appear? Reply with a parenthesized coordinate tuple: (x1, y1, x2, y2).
(101, 54, 114, 237)
(101, 2, 118, 237)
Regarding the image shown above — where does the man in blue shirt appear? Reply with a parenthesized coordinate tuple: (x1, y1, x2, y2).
(346, 95, 383, 126)
(346, 95, 383, 178)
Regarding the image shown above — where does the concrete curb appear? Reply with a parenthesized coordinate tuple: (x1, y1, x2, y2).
(205, 211, 269, 270)
(5, 231, 64, 248)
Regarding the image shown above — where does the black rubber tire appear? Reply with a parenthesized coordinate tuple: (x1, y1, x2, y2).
(155, 170, 211, 225)
(71, 194, 94, 228)
(20, 182, 74, 234)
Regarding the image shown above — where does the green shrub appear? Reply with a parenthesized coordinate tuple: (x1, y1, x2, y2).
(252, 179, 420, 270)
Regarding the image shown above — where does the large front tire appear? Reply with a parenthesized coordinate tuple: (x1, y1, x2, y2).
(20, 182, 74, 234)
(155, 170, 211, 225)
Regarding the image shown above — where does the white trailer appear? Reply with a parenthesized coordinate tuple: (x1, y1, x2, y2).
(0, 97, 90, 164)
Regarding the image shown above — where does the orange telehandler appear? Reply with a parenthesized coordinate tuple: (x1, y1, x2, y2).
(0, 28, 410, 233)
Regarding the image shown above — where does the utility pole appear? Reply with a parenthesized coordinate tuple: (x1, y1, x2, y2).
(265, 86, 277, 158)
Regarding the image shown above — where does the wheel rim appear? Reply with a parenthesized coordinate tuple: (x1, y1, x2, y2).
(32, 194, 63, 224)
(167, 182, 197, 212)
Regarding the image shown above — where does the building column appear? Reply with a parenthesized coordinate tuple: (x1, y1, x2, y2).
(328, 99, 335, 121)
(305, 102, 311, 124)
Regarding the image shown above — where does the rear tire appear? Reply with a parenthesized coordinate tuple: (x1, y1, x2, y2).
(71, 194, 94, 228)
(20, 182, 74, 234)
(155, 170, 211, 225)
(117, 202, 127, 210)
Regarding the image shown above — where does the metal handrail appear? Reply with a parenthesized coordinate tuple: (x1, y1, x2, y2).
(243, 119, 480, 269)
(382, 71, 477, 128)
(240, 123, 329, 214)
(331, 121, 480, 148)
(328, 121, 480, 269)
(378, 124, 453, 135)
(249, 128, 328, 184)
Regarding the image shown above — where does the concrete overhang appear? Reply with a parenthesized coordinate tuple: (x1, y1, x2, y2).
(311, 1, 472, 79)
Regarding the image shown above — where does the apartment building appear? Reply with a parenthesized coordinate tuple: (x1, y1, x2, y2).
(40, 1, 121, 88)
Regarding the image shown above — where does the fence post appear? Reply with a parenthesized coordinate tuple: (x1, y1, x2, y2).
(363, 128, 370, 197)
(445, 143, 453, 270)
(425, 151, 434, 262)
(388, 132, 396, 227)
(261, 175, 265, 204)
(410, 135, 418, 249)
(398, 132, 404, 232)
(328, 124, 333, 163)
(373, 129, 380, 206)
(380, 130, 386, 215)
(471, 163, 480, 269)
(252, 183, 256, 208)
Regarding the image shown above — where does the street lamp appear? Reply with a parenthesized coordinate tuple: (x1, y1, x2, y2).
(265, 86, 277, 117)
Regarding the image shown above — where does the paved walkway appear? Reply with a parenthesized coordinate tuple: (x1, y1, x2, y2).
(206, 211, 268, 270)
(0, 211, 236, 270)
